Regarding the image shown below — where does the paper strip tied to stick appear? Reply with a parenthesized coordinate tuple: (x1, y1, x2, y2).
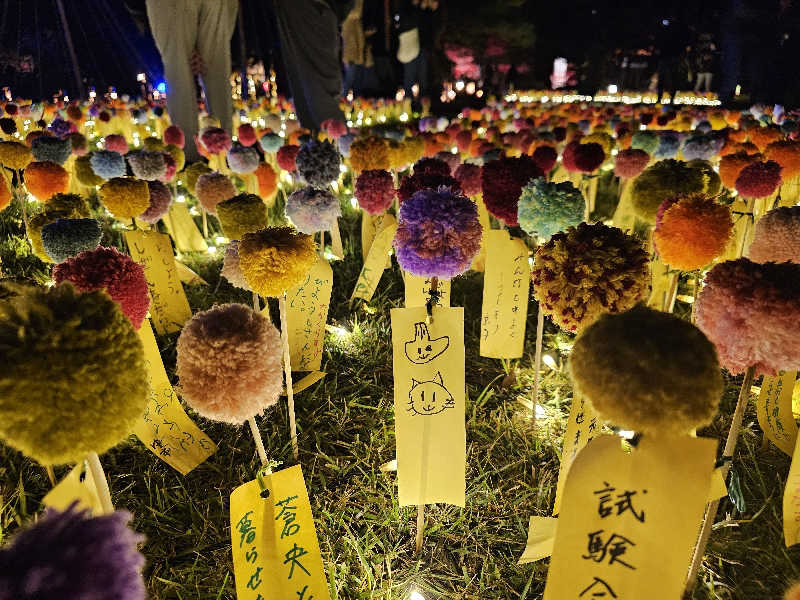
(42, 462, 103, 515)
(286, 256, 333, 372)
(351, 215, 397, 302)
(757, 370, 799, 456)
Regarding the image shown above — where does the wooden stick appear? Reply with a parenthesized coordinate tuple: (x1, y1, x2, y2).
(252, 291, 259, 312)
(684, 365, 756, 595)
(664, 271, 680, 313)
(279, 293, 298, 460)
(415, 504, 425, 554)
(247, 416, 269, 465)
(202, 208, 208, 239)
(86, 451, 114, 515)
(532, 308, 545, 421)
(45, 465, 56, 486)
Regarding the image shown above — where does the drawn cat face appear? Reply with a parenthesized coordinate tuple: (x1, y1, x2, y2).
(407, 372, 455, 416)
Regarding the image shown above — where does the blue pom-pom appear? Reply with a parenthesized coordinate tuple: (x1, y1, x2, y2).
(90, 150, 126, 179)
(518, 178, 585, 240)
(41, 218, 103, 263)
(31, 136, 72, 165)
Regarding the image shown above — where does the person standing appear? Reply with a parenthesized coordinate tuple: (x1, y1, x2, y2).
(145, 0, 238, 162)
(693, 32, 716, 93)
(341, 0, 374, 97)
(655, 15, 689, 104)
(396, 0, 439, 112)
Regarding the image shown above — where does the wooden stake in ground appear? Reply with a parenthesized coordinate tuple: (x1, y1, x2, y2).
(279, 292, 299, 460)
(45, 465, 56, 486)
(531, 308, 545, 421)
(247, 416, 269, 466)
(86, 450, 114, 515)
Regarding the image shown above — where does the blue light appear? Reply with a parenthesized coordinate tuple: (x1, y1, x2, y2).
(156, 81, 167, 94)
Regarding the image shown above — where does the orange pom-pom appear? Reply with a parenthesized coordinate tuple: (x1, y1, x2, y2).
(24, 161, 69, 201)
(0, 176, 10, 211)
(719, 151, 759, 189)
(254, 162, 277, 198)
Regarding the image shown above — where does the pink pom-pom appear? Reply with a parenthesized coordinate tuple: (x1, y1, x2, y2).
(453, 163, 482, 197)
(163, 125, 185, 148)
(749, 206, 800, 264)
(735, 160, 782, 198)
(237, 123, 258, 147)
(614, 148, 650, 178)
(195, 172, 236, 215)
(199, 127, 232, 155)
(104, 134, 129, 155)
(455, 130, 473, 153)
(355, 169, 395, 215)
(276, 145, 300, 172)
(221, 241, 251, 290)
(322, 119, 347, 139)
(160, 151, 177, 183)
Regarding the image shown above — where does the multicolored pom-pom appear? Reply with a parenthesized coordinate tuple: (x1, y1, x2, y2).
(286, 187, 341, 234)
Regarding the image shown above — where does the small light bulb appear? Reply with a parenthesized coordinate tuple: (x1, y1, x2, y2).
(542, 354, 557, 370)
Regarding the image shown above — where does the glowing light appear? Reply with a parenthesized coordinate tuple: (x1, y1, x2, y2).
(215, 236, 228, 244)
(535, 404, 547, 419)
(176, 194, 186, 203)
(399, 113, 409, 122)
(137, 73, 146, 83)
(543, 354, 557, 370)
(618, 430, 635, 439)
(607, 84, 618, 94)
(455, 80, 465, 91)
(350, 196, 358, 209)
(326, 325, 351, 340)
(207, 245, 217, 254)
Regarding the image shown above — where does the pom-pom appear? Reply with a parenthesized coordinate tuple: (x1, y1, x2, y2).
(569, 305, 723, 435)
(141, 135, 166, 152)
(394, 187, 482, 279)
(413, 157, 451, 177)
(682, 134, 722, 161)
(355, 169, 395, 215)
(126, 151, 166, 181)
(195, 172, 235, 215)
(237, 123, 257, 147)
(518, 178, 585, 239)
(199, 126, 232, 154)
(254, 162, 277, 199)
(0, 506, 146, 600)
(614, 148, 650, 178)
(164, 144, 185, 173)
(631, 159, 719, 223)
(227, 144, 260, 174)
(176, 304, 282, 424)
(785, 583, 800, 600)
(68, 132, 88, 156)
(90, 150, 126, 180)
(216, 193, 269, 241)
(0, 177, 9, 211)
(286, 186, 341, 233)
(163, 124, 185, 148)
(631, 131, 659, 154)
(0, 283, 148, 464)
(139, 180, 172, 224)
(238, 227, 317, 296)
(24, 161, 69, 201)
(563, 141, 606, 173)
(749, 206, 800, 264)
(27, 194, 91, 261)
(398, 172, 462, 203)
(349, 136, 390, 172)
(0, 141, 33, 170)
(654, 132, 681, 159)
(765, 140, 800, 179)
(532, 145, 558, 173)
(31, 135, 72, 165)
(53, 246, 150, 330)
(41, 218, 102, 263)
(719, 151, 758, 189)
(73, 155, 104, 187)
(104, 134, 129, 155)
(259, 133, 283, 154)
(453, 163, 482, 197)
(735, 160, 782, 198)
(99, 177, 150, 220)
(296, 139, 341, 188)
(532, 223, 650, 332)
(322, 118, 347, 139)
(221, 241, 251, 291)
(481, 155, 542, 227)
(696, 258, 800, 375)
(182, 161, 212, 195)
(276, 144, 300, 172)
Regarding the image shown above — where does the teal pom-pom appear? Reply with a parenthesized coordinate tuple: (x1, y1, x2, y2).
(41, 218, 103, 263)
(518, 178, 585, 240)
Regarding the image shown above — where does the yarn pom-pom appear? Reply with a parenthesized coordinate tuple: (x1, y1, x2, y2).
(238, 227, 317, 297)
(355, 169, 395, 215)
(126, 151, 166, 181)
(286, 186, 341, 233)
(27, 194, 91, 261)
(532, 145, 558, 173)
(24, 161, 69, 201)
(259, 133, 284, 154)
(413, 157, 451, 177)
(750, 206, 800, 264)
(296, 139, 341, 188)
(453, 163, 483, 197)
(653, 194, 733, 270)
(563, 141, 605, 173)
(397, 171, 461, 203)
(614, 148, 650, 178)
(322, 118, 347, 139)
(735, 160, 783, 198)
(481, 155, 542, 227)
(74, 155, 105, 187)
(226, 144, 260, 174)
(682, 134, 723, 162)
(719, 151, 759, 189)
(216, 193, 269, 241)
(276, 144, 300, 172)
(199, 127, 232, 155)
(138, 180, 173, 224)
(90, 150, 126, 180)
(31, 135, 72, 165)
(696, 258, 800, 375)
(255, 162, 278, 199)
(163, 124, 185, 148)
(393, 187, 482, 279)
(0, 177, 9, 211)
(41, 218, 102, 263)
(221, 241, 251, 291)
(195, 172, 236, 215)
(785, 582, 800, 600)
(765, 140, 800, 179)
(632, 159, 719, 223)
(182, 161, 212, 195)
(0, 283, 147, 464)
(104, 134, 129, 155)
(0, 506, 146, 600)
(0, 140, 33, 170)
(237, 123, 258, 147)
(349, 136, 390, 172)
(532, 222, 650, 332)
(99, 177, 150, 220)
(176, 303, 282, 424)
(569, 305, 722, 435)
(518, 178, 585, 239)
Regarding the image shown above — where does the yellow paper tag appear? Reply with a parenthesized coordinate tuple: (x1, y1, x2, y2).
(646, 257, 672, 311)
(351, 215, 396, 302)
(470, 195, 491, 272)
(125, 230, 192, 334)
(230, 465, 330, 600)
(284, 371, 326, 396)
(708, 466, 728, 503)
(133, 320, 217, 474)
(543, 435, 715, 600)
(611, 177, 637, 233)
(518, 516, 559, 564)
(361, 212, 377, 261)
(757, 370, 799, 456)
(391, 306, 466, 507)
(479, 230, 530, 358)
(162, 202, 208, 252)
(287, 257, 333, 372)
(553, 395, 598, 515)
(174, 260, 208, 286)
(329, 220, 344, 260)
(404, 274, 450, 308)
(784, 432, 800, 546)
(42, 462, 103, 515)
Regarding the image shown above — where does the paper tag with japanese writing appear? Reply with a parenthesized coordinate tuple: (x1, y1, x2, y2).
(133, 319, 217, 474)
(646, 257, 672, 311)
(42, 462, 103, 515)
(756, 370, 798, 456)
(287, 256, 333, 372)
(543, 435, 715, 600)
(125, 229, 192, 334)
(404, 274, 450, 308)
(162, 202, 208, 253)
(552, 394, 598, 516)
(391, 306, 465, 507)
(479, 229, 530, 358)
(230, 465, 330, 600)
(351, 215, 396, 302)
(470, 195, 491, 272)
(518, 515, 558, 564)
(784, 435, 800, 546)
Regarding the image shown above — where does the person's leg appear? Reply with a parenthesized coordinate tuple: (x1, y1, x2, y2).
(694, 72, 702, 91)
(196, 0, 238, 134)
(146, 0, 200, 160)
(705, 73, 713, 93)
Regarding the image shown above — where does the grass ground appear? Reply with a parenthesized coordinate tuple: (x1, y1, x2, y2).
(1, 179, 799, 599)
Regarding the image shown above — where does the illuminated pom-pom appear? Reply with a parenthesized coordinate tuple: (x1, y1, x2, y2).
(68, 132, 88, 157)
(104, 134, 129, 155)
(682, 134, 723, 161)
(276, 144, 300, 172)
(163, 124, 185, 148)
(47, 117, 75, 139)
(735, 160, 782, 198)
(398, 171, 461, 203)
(355, 169, 395, 215)
(24, 161, 69, 201)
(259, 133, 283, 154)
(0, 176, 9, 211)
(90, 150, 126, 180)
(349, 136, 390, 172)
(653, 194, 733, 270)
(749, 125, 783, 151)
(532, 145, 558, 173)
(413, 156, 451, 177)
(532, 223, 650, 332)
(581, 132, 614, 155)
(632, 159, 719, 223)
(614, 148, 650, 178)
(254, 162, 277, 199)
(394, 187, 482, 279)
(0, 117, 15, 135)
(765, 140, 800, 179)
(569, 305, 723, 435)
(99, 177, 150, 220)
(0, 283, 148, 464)
(176, 303, 282, 424)
(217, 193, 269, 241)
(141, 137, 164, 153)
(238, 227, 317, 296)
(0, 140, 33, 170)
(74, 155, 105, 186)
(221, 241, 251, 291)
(696, 258, 800, 375)
(518, 178, 585, 239)
(563, 141, 605, 173)
(749, 206, 800, 264)
(41, 218, 102, 263)
(227, 144, 260, 174)
(27, 194, 91, 261)
(481, 155, 542, 226)
(54, 246, 150, 330)
(164, 144, 185, 174)
(296, 139, 341, 188)
(785, 582, 800, 600)
(434, 151, 460, 174)
(199, 126, 232, 154)
(139, 180, 172, 224)
(0, 506, 146, 600)
(182, 161, 212, 195)
(631, 130, 659, 154)
(653, 132, 681, 160)
(195, 172, 235, 215)
(286, 186, 341, 233)
(126, 150, 166, 181)
(322, 118, 347, 139)
(237, 123, 257, 147)
(719, 151, 758, 189)
(453, 163, 482, 197)
(31, 135, 72, 165)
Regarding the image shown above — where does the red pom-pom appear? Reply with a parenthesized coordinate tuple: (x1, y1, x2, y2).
(481, 155, 542, 226)
(614, 148, 650, 178)
(163, 125, 185, 148)
(104, 134, 129, 155)
(237, 123, 257, 147)
(322, 119, 347, 139)
(455, 130, 473, 153)
(454, 163, 482, 197)
(532, 145, 558, 173)
(735, 160, 783, 198)
(563, 141, 605, 173)
(413, 157, 451, 177)
(355, 169, 395, 215)
(276, 144, 300, 172)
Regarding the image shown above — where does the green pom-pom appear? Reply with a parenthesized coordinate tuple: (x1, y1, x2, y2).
(518, 178, 585, 239)
(217, 194, 269, 241)
(632, 159, 719, 223)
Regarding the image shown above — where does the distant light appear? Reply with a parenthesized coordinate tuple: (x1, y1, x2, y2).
(156, 81, 167, 94)
(607, 84, 618, 94)
(350, 196, 358, 209)
(207, 245, 217, 254)
(327, 325, 351, 340)
(455, 80, 465, 91)
(137, 73, 146, 83)
(543, 354, 557, 370)
(176, 194, 186, 203)
(63, 95, 69, 102)
(619, 430, 635, 439)
(662, 19, 670, 26)
(399, 113, 409, 122)
(339, 164, 347, 173)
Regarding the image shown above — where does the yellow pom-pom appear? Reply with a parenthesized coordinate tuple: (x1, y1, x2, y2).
(0, 140, 33, 170)
(238, 226, 316, 297)
(74, 155, 105, 187)
(164, 143, 185, 173)
(142, 137, 166, 152)
(0, 175, 10, 212)
(216, 193, 269, 241)
(182, 162, 212, 195)
(349, 136, 390, 172)
(100, 177, 150, 220)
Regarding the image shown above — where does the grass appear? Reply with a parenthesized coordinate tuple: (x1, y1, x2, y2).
(1, 176, 800, 599)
